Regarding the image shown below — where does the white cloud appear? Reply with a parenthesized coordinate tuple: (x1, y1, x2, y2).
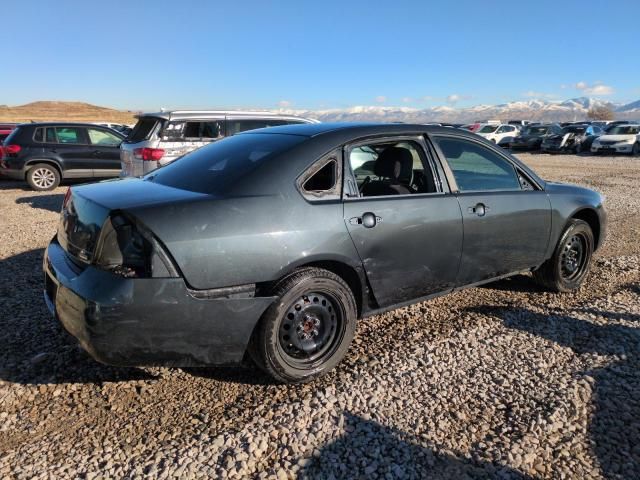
(375, 96, 387, 103)
(402, 97, 412, 103)
(523, 91, 557, 99)
(574, 81, 614, 96)
(278, 100, 292, 107)
(446, 94, 461, 104)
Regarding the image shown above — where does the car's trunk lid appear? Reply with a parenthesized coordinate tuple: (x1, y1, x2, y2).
(57, 178, 209, 263)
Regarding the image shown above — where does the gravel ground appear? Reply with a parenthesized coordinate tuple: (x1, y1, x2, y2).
(1, 153, 639, 479)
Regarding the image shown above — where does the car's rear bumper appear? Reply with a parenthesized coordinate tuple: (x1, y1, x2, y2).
(43, 239, 275, 367)
(0, 165, 25, 179)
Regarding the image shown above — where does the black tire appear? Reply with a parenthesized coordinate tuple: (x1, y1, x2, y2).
(26, 164, 60, 191)
(633, 142, 640, 156)
(533, 219, 594, 292)
(249, 267, 357, 383)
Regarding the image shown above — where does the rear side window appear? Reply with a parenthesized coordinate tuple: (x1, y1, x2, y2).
(298, 151, 341, 201)
(183, 121, 224, 139)
(46, 128, 57, 143)
(55, 127, 84, 144)
(434, 137, 521, 192)
(33, 128, 44, 142)
(226, 119, 291, 136)
(127, 117, 160, 143)
(150, 133, 305, 195)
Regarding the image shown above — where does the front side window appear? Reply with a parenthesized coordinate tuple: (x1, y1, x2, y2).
(434, 137, 521, 192)
(88, 128, 121, 146)
(348, 139, 438, 197)
(55, 127, 83, 144)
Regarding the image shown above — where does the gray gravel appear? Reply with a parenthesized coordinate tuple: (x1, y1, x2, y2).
(1, 153, 639, 479)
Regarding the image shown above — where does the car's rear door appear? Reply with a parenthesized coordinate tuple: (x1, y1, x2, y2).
(343, 135, 463, 308)
(86, 127, 123, 177)
(43, 126, 92, 178)
(431, 134, 551, 285)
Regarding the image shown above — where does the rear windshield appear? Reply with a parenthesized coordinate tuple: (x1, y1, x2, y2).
(3, 127, 21, 144)
(523, 126, 549, 135)
(148, 133, 306, 194)
(562, 126, 587, 134)
(126, 117, 160, 143)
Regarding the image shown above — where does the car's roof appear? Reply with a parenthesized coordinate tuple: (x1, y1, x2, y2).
(238, 122, 478, 138)
(138, 110, 318, 123)
(16, 122, 120, 128)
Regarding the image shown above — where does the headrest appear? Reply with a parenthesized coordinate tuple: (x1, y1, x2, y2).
(374, 147, 413, 183)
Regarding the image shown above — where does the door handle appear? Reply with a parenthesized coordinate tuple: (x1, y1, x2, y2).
(92, 150, 101, 157)
(468, 203, 489, 217)
(349, 212, 381, 228)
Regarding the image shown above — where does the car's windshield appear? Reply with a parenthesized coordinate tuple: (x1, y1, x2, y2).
(478, 125, 498, 133)
(523, 126, 549, 135)
(608, 126, 640, 135)
(562, 126, 587, 134)
(148, 133, 306, 194)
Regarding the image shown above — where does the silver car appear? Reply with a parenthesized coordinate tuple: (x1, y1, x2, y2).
(120, 110, 318, 177)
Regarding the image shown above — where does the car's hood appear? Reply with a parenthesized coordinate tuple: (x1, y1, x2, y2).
(596, 134, 637, 142)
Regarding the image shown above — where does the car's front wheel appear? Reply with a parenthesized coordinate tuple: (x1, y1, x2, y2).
(633, 142, 640, 156)
(533, 219, 594, 292)
(250, 267, 357, 383)
(26, 164, 60, 191)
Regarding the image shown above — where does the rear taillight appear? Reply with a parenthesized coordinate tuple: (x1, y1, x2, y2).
(133, 147, 164, 161)
(4, 144, 21, 155)
(62, 187, 72, 209)
(94, 213, 178, 278)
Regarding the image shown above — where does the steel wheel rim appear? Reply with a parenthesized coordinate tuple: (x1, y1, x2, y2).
(560, 233, 587, 281)
(32, 168, 55, 189)
(277, 291, 344, 368)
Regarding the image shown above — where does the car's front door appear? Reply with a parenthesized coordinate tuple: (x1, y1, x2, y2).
(343, 136, 463, 308)
(86, 127, 123, 177)
(431, 135, 551, 285)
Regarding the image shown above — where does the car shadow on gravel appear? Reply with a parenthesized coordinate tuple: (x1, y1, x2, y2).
(183, 365, 274, 385)
(15, 193, 64, 213)
(298, 412, 533, 479)
(472, 305, 640, 479)
(480, 273, 546, 293)
(0, 248, 156, 385)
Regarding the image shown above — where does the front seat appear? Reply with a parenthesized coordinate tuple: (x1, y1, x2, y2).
(361, 146, 413, 196)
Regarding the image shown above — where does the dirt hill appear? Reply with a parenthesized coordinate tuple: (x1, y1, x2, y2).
(0, 101, 138, 124)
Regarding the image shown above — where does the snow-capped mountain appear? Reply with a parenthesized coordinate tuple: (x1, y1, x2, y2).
(279, 97, 640, 123)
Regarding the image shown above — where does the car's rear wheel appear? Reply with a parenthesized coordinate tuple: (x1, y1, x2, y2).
(533, 219, 594, 292)
(27, 164, 60, 191)
(249, 267, 357, 383)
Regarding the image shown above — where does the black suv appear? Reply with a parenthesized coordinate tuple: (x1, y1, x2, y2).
(0, 123, 124, 191)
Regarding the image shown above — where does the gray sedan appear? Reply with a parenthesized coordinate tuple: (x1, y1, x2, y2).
(43, 123, 606, 383)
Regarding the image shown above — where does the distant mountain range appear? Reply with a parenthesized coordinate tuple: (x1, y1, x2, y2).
(281, 97, 640, 124)
(1, 98, 638, 125)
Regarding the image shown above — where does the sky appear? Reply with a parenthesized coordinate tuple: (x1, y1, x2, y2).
(1, 0, 638, 111)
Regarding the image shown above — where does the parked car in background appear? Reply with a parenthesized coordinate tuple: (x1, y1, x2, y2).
(511, 124, 563, 151)
(474, 123, 519, 147)
(44, 123, 606, 383)
(0, 123, 124, 190)
(461, 123, 481, 132)
(120, 111, 318, 177)
(591, 124, 640, 155)
(604, 120, 631, 133)
(0, 123, 19, 142)
(507, 120, 531, 127)
(541, 124, 603, 154)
